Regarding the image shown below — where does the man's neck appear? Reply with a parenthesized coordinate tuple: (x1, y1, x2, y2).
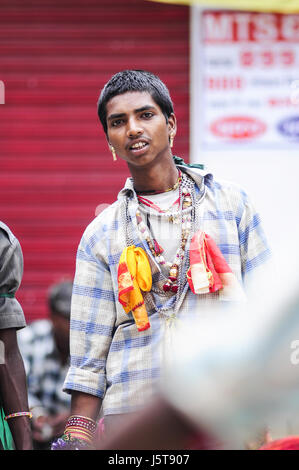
(129, 157, 178, 194)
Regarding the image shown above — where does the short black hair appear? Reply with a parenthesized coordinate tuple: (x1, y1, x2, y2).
(97, 70, 174, 135)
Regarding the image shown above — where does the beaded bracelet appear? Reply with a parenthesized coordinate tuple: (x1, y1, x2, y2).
(67, 415, 97, 430)
(51, 415, 97, 450)
(64, 415, 97, 445)
(4, 411, 33, 421)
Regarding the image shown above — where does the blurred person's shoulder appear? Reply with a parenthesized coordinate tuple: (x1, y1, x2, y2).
(0, 221, 15, 242)
(0, 221, 19, 251)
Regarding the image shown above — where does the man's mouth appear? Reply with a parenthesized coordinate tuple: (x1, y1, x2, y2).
(128, 140, 150, 156)
(130, 141, 148, 150)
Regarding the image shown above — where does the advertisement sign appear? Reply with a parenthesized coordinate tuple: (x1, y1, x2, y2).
(195, 10, 299, 150)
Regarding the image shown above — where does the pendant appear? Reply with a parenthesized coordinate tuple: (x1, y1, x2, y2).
(168, 214, 180, 224)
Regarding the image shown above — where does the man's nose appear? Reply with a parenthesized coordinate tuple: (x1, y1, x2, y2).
(127, 118, 143, 138)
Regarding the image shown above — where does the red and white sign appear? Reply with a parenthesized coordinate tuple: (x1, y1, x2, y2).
(210, 116, 266, 140)
(197, 10, 299, 149)
(203, 12, 299, 43)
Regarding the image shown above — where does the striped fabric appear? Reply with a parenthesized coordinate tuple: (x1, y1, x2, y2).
(18, 319, 70, 414)
(63, 165, 271, 416)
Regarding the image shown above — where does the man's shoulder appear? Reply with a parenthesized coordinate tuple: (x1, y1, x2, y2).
(0, 221, 15, 244)
(0, 221, 20, 254)
(205, 174, 250, 204)
(182, 165, 249, 201)
(76, 200, 125, 260)
(207, 174, 247, 195)
(82, 200, 122, 239)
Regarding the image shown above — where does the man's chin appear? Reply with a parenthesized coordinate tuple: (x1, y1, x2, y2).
(127, 154, 155, 168)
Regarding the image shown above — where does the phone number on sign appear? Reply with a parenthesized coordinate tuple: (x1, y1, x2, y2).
(240, 49, 296, 67)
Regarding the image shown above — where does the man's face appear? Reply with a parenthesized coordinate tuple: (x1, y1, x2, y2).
(51, 312, 70, 355)
(106, 91, 176, 168)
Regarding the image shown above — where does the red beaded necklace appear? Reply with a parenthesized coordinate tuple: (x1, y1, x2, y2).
(137, 194, 180, 214)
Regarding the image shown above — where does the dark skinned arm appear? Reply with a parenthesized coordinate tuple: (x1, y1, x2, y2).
(0, 328, 33, 450)
(70, 390, 102, 421)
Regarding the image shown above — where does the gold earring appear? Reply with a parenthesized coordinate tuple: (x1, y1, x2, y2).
(110, 145, 117, 161)
(169, 133, 175, 149)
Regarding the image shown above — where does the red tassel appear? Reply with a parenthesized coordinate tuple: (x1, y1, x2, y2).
(153, 239, 164, 255)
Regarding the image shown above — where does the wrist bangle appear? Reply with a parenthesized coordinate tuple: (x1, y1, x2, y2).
(63, 415, 97, 446)
(4, 411, 33, 421)
(68, 415, 97, 426)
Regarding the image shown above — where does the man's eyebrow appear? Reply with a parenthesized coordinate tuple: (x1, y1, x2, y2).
(135, 105, 156, 113)
(107, 105, 156, 121)
(107, 112, 126, 121)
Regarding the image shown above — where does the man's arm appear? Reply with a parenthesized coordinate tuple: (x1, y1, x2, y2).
(0, 328, 32, 450)
(63, 223, 116, 413)
(238, 192, 271, 286)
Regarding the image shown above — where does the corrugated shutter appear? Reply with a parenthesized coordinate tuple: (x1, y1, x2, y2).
(0, 0, 190, 321)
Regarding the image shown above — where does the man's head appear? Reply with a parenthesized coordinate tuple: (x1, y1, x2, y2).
(97, 70, 174, 136)
(98, 70, 177, 170)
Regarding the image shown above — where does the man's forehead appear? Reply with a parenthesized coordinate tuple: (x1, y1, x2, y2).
(106, 91, 158, 116)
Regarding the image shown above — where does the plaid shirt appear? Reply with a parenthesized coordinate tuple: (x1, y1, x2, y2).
(63, 166, 271, 416)
(18, 319, 70, 414)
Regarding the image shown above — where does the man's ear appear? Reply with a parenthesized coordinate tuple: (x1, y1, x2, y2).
(168, 113, 177, 137)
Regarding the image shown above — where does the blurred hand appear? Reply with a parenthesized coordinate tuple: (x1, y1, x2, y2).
(47, 411, 69, 437)
(32, 412, 69, 442)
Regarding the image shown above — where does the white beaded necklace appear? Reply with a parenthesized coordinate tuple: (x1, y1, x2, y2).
(136, 181, 193, 293)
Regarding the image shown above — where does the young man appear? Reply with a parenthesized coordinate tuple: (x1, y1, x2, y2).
(56, 70, 270, 449)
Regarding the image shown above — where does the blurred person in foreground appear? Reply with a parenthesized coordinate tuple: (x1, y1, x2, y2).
(0, 221, 32, 450)
(97, 267, 299, 451)
(52, 70, 271, 450)
(18, 280, 72, 449)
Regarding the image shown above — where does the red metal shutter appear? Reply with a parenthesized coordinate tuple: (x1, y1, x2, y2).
(0, 0, 190, 321)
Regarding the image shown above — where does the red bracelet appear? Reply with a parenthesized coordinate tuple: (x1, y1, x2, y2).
(64, 415, 97, 445)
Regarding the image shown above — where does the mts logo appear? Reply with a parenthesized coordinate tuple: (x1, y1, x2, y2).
(0, 81, 5, 104)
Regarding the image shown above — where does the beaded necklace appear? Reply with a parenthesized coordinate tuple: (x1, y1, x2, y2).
(136, 180, 192, 293)
(137, 194, 180, 214)
(122, 170, 202, 317)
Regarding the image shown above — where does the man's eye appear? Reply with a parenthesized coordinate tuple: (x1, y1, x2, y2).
(142, 112, 154, 119)
(111, 119, 123, 127)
